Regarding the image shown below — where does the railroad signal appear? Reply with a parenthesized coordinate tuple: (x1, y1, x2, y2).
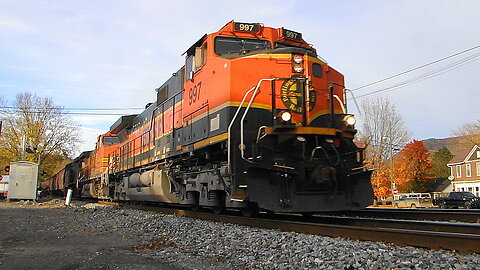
(4, 166, 10, 174)
(392, 188, 399, 195)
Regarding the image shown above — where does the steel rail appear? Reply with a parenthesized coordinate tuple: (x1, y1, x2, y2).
(291, 215, 480, 235)
(332, 208, 480, 223)
(113, 203, 480, 253)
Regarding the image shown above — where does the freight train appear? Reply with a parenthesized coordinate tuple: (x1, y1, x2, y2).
(45, 21, 373, 216)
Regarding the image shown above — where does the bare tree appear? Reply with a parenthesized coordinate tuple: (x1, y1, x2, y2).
(0, 92, 80, 178)
(359, 98, 410, 167)
(453, 120, 480, 149)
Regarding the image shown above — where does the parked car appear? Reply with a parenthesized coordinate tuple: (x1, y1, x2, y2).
(433, 192, 480, 209)
(393, 193, 433, 208)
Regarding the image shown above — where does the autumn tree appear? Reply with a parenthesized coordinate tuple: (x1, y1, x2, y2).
(0, 92, 80, 180)
(392, 140, 433, 192)
(453, 119, 480, 149)
(431, 147, 454, 178)
(370, 166, 392, 199)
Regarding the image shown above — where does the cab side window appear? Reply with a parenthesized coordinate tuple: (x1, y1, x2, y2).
(186, 42, 207, 81)
(186, 55, 194, 80)
(194, 43, 207, 72)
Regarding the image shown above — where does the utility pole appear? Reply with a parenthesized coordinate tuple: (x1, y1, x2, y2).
(21, 134, 26, 161)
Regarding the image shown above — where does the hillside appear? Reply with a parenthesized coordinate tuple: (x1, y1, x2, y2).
(421, 136, 463, 155)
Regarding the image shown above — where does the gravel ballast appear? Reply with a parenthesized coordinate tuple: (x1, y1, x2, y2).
(0, 200, 478, 269)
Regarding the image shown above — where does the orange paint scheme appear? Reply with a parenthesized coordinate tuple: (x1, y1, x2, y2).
(84, 132, 121, 179)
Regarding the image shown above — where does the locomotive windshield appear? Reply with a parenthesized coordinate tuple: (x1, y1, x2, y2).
(275, 42, 316, 55)
(214, 37, 270, 56)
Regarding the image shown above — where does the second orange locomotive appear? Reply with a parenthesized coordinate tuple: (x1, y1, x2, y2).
(62, 21, 373, 215)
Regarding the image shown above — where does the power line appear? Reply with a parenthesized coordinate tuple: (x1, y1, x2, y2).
(354, 52, 480, 99)
(351, 45, 480, 92)
(1, 110, 129, 116)
(0, 106, 143, 111)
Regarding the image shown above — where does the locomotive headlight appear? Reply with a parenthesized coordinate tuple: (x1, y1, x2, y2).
(292, 54, 303, 64)
(280, 111, 292, 122)
(292, 54, 304, 73)
(344, 115, 356, 126)
(293, 64, 304, 73)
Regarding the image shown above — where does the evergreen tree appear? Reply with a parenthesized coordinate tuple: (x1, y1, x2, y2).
(431, 147, 454, 178)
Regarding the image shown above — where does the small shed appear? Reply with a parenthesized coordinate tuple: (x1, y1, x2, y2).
(7, 161, 39, 201)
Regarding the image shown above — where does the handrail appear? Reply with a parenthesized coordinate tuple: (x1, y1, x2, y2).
(256, 126, 268, 143)
(112, 90, 184, 172)
(239, 78, 277, 162)
(332, 95, 346, 114)
(226, 86, 256, 173)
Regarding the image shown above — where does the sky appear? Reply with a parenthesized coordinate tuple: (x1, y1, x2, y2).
(0, 0, 479, 156)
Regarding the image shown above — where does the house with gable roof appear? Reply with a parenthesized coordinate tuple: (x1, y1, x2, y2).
(446, 145, 480, 196)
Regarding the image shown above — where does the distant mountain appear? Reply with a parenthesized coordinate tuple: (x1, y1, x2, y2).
(421, 136, 463, 155)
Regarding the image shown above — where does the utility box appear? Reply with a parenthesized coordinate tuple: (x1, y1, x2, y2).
(7, 161, 38, 201)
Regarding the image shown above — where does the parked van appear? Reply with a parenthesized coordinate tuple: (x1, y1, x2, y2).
(393, 193, 433, 208)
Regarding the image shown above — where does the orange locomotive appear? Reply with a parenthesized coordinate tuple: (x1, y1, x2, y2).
(73, 21, 373, 215)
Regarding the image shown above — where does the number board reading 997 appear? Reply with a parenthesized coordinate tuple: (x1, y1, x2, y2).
(234, 22, 260, 32)
(282, 28, 302, 41)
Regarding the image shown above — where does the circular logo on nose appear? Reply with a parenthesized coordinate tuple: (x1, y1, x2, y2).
(280, 79, 316, 114)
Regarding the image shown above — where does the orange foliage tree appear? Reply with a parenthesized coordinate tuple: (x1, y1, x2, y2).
(370, 165, 392, 198)
(392, 140, 433, 192)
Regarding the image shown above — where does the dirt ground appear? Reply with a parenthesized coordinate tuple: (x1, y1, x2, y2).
(0, 199, 184, 270)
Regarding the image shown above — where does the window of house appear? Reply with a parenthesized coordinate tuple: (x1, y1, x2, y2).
(477, 162, 480, 176)
(466, 164, 471, 177)
(468, 187, 473, 192)
(477, 150, 480, 159)
(456, 165, 462, 178)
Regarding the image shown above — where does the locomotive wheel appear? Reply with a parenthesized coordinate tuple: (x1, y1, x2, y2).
(210, 191, 225, 215)
(264, 210, 275, 217)
(465, 202, 472, 209)
(191, 204, 202, 212)
(212, 205, 225, 215)
(240, 203, 259, 218)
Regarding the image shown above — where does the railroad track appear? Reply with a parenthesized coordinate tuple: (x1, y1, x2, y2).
(334, 208, 480, 223)
(100, 202, 480, 253)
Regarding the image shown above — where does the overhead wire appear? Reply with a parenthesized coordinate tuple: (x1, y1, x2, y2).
(0, 106, 142, 116)
(354, 52, 480, 99)
(351, 45, 480, 92)
(0, 106, 143, 111)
